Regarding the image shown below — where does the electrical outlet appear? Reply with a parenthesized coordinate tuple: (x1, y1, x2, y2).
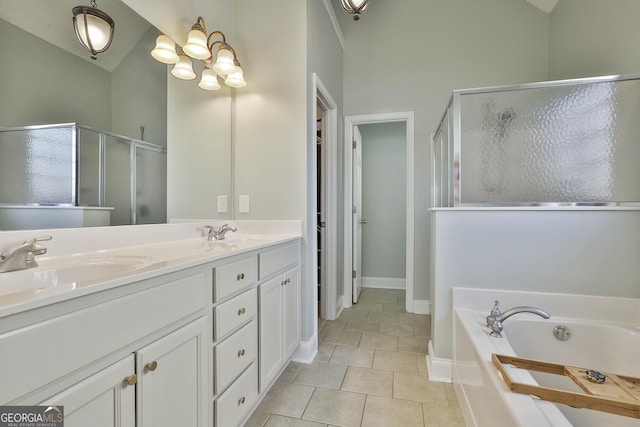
(217, 195, 228, 213)
(239, 195, 250, 213)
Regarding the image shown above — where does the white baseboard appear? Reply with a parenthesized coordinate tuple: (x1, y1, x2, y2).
(414, 299, 430, 315)
(426, 340, 452, 383)
(291, 334, 317, 364)
(362, 276, 406, 290)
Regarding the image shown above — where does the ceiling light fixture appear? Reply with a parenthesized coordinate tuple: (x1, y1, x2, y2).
(151, 16, 246, 91)
(72, 0, 115, 60)
(341, 0, 370, 21)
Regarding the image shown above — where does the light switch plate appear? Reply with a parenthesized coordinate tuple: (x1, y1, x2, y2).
(217, 195, 228, 213)
(239, 195, 250, 213)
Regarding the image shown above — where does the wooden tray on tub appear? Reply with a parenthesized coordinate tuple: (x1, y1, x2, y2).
(492, 353, 640, 419)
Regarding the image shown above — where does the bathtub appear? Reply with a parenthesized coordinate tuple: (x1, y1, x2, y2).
(452, 288, 640, 427)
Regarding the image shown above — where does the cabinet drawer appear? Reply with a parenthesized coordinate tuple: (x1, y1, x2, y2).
(214, 256, 257, 301)
(214, 287, 257, 340)
(259, 243, 299, 279)
(216, 363, 258, 427)
(215, 320, 257, 394)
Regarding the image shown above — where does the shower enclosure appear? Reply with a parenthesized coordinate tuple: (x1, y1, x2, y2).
(431, 74, 640, 207)
(0, 123, 167, 227)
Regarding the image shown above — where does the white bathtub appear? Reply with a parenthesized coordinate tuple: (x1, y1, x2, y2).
(452, 288, 640, 427)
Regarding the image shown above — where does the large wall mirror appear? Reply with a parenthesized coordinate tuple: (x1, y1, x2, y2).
(0, 0, 232, 230)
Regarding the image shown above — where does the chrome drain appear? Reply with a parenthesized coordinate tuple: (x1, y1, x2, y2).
(553, 324, 571, 341)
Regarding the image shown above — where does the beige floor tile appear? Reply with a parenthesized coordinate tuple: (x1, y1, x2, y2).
(418, 354, 429, 376)
(294, 361, 348, 389)
(385, 289, 406, 298)
(257, 382, 316, 418)
(398, 336, 428, 354)
(341, 366, 393, 397)
(382, 303, 407, 314)
(379, 322, 415, 337)
(358, 293, 398, 304)
(366, 311, 399, 323)
(361, 395, 424, 427)
(414, 324, 430, 339)
(359, 333, 398, 351)
(264, 415, 328, 427)
(423, 403, 466, 427)
(372, 349, 418, 373)
(329, 345, 374, 368)
(360, 288, 388, 297)
(278, 361, 303, 383)
(243, 410, 270, 427)
(314, 343, 336, 362)
(444, 383, 460, 408)
(322, 329, 362, 346)
(302, 388, 366, 427)
(393, 372, 449, 405)
(344, 318, 381, 333)
(323, 319, 348, 331)
(352, 301, 384, 312)
(335, 309, 369, 322)
(397, 313, 431, 326)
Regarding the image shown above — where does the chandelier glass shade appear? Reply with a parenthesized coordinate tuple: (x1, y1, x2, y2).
(340, 0, 370, 20)
(72, 0, 115, 59)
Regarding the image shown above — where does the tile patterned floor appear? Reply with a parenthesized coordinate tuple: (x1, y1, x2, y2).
(244, 288, 465, 427)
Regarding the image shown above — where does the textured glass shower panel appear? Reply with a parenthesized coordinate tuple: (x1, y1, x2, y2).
(458, 80, 640, 204)
(0, 126, 75, 204)
(104, 135, 132, 225)
(77, 127, 101, 206)
(135, 147, 167, 224)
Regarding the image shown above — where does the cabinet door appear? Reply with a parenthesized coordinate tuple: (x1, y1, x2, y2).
(259, 275, 283, 390)
(41, 355, 135, 427)
(282, 267, 300, 359)
(136, 317, 208, 427)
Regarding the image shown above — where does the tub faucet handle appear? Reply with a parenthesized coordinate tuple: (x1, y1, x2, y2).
(490, 300, 501, 316)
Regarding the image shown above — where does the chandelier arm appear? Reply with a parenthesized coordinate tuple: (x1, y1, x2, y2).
(206, 31, 226, 48)
(194, 16, 207, 34)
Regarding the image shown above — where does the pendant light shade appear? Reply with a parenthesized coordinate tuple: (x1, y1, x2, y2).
(183, 25, 210, 60)
(72, 0, 115, 59)
(199, 68, 221, 90)
(151, 35, 179, 64)
(212, 46, 236, 75)
(225, 66, 246, 88)
(340, 0, 370, 20)
(171, 53, 196, 80)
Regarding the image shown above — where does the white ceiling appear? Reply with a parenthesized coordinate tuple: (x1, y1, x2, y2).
(526, 0, 560, 13)
(0, 0, 151, 72)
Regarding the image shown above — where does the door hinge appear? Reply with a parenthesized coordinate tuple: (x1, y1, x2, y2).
(352, 139, 357, 149)
(352, 270, 357, 279)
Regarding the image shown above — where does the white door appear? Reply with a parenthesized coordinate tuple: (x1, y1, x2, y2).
(352, 125, 364, 303)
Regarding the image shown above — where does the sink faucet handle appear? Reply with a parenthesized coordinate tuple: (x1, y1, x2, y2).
(490, 300, 501, 316)
(24, 235, 53, 244)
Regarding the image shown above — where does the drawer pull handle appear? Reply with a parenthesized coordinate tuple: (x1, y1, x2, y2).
(145, 361, 158, 372)
(237, 349, 246, 357)
(124, 374, 137, 386)
(238, 396, 246, 405)
(238, 307, 246, 315)
(237, 273, 245, 281)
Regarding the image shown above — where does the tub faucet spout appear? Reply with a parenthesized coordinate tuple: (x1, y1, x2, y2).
(486, 300, 550, 338)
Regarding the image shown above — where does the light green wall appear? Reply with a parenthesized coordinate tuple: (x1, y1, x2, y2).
(359, 122, 406, 279)
(0, 18, 111, 130)
(548, 0, 640, 79)
(337, 0, 550, 301)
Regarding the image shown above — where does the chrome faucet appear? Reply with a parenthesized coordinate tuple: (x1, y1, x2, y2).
(486, 300, 550, 338)
(204, 224, 237, 241)
(0, 236, 52, 273)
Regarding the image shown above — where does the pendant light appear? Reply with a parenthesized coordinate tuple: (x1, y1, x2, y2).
(72, 0, 115, 60)
(340, 0, 370, 20)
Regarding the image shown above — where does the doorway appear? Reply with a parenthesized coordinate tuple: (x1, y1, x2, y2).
(343, 112, 415, 312)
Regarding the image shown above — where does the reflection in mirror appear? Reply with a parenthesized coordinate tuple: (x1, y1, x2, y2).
(0, 0, 232, 230)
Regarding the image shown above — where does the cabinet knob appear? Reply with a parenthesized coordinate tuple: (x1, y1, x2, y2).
(237, 273, 245, 281)
(238, 396, 246, 405)
(124, 374, 137, 386)
(238, 307, 246, 315)
(145, 360, 158, 372)
(237, 349, 246, 357)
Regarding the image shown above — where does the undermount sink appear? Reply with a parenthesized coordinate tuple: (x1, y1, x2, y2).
(0, 255, 155, 304)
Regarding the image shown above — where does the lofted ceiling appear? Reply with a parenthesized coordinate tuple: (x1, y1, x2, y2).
(0, 0, 151, 72)
(526, 0, 560, 13)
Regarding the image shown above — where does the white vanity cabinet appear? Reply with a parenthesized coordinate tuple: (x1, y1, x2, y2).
(212, 255, 259, 427)
(258, 243, 301, 391)
(1, 266, 210, 427)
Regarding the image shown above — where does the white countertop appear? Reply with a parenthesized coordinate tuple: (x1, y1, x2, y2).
(0, 221, 302, 318)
